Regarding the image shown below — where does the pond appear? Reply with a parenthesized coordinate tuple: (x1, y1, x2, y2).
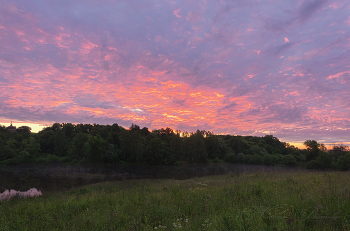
(0, 163, 305, 193)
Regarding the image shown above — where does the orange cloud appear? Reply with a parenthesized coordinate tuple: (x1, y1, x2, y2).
(1, 0, 349, 146)
(327, 71, 350, 79)
(152, 71, 167, 76)
(81, 39, 99, 54)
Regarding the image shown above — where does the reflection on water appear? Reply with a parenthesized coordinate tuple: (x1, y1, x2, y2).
(0, 163, 304, 192)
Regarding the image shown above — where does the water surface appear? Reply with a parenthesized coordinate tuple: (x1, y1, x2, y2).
(0, 163, 304, 193)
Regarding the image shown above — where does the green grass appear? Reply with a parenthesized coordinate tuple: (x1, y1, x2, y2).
(1, 170, 350, 230)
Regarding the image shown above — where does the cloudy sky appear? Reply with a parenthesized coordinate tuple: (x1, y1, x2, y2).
(0, 0, 349, 147)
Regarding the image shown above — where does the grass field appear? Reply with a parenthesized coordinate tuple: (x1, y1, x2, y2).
(1, 170, 350, 230)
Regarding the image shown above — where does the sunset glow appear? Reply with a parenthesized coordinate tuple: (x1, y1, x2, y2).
(1, 0, 349, 146)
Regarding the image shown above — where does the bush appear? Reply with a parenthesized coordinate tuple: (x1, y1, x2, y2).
(252, 154, 263, 164)
(0, 158, 20, 166)
(263, 154, 279, 166)
(212, 157, 223, 163)
(282, 155, 297, 166)
(0, 145, 18, 161)
(18, 150, 31, 162)
(83, 135, 107, 162)
(275, 154, 284, 164)
(104, 144, 118, 163)
(57, 156, 70, 163)
(47, 154, 60, 163)
(224, 152, 236, 163)
(263, 154, 273, 166)
(236, 153, 245, 163)
(270, 155, 279, 166)
(337, 153, 350, 170)
(36, 154, 60, 164)
(244, 155, 253, 164)
(315, 151, 333, 169)
(306, 160, 319, 169)
(337, 156, 348, 171)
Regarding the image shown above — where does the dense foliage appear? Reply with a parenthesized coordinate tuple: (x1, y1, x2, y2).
(0, 123, 349, 169)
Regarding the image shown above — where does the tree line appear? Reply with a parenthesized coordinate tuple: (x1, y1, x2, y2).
(0, 123, 349, 170)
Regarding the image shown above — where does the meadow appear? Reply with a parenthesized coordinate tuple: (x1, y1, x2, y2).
(1, 170, 350, 230)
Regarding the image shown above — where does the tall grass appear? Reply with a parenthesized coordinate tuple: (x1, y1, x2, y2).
(1, 171, 350, 230)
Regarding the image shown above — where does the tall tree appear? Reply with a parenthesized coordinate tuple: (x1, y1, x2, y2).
(145, 137, 168, 164)
(83, 134, 107, 162)
(185, 130, 208, 163)
(206, 136, 221, 159)
(53, 131, 69, 157)
(120, 128, 145, 162)
(68, 132, 89, 160)
(303, 140, 320, 161)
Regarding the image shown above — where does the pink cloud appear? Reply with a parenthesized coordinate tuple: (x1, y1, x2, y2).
(345, 16, 350, 26)
(303, 48, 329, 59)
(80, 39, 99, 54)
(154, 36, 162, 42)
(186, 11, 200, 23)
(327, 71, 350, 79)
(329, 2, 344, 9)
(173, 8, 181, 18)
(0, 0, 349, 146)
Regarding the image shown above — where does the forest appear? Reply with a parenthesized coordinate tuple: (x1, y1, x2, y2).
(0, 123, 349, 170)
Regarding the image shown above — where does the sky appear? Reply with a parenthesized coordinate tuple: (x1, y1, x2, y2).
(0, 0, 349, 148)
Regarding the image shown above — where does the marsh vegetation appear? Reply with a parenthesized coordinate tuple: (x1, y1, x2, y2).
(1, 170, 350, 230)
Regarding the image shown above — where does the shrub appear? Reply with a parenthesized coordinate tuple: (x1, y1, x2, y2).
(270, 155, 279, 166)
(263, 154, 279, 166)
(315, 151, 333, 169)
(224, 152, 236, 163)
(275, 154, 284, 164)
(47, 154, 60, 163)
(104, 144, 118, 163)
(337, 153, 350, 170)
(306, 160, 319, 169)
(263, 154, 273, 166)
(36, 154, 60, 164)
(337, 157, 348, 170)
(236, 153, 245, 163)
(244, 155, 253, 164)
(252, 154, 263, 164)
(282, 155, 297, 166)
(83, 135, 107, 162)
(212, 157, 223, 163)
(0, 158, 20, 166)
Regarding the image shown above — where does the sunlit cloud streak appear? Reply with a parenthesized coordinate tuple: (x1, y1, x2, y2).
(0, 0, 349, 146)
